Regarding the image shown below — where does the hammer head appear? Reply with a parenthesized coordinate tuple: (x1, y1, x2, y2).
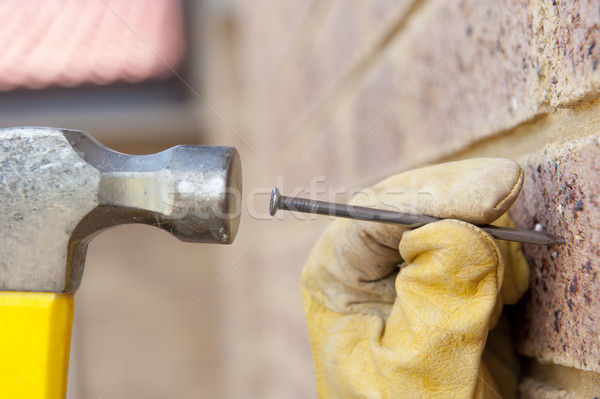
(0, 127, 242, 292)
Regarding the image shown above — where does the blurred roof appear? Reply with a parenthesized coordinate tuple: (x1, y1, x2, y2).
(0, 0, 185, 91)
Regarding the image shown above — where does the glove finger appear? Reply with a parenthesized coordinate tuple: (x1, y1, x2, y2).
(303, 158, 522, 315)
(354, 158, 523, 225)
(492, 213, 530, 305)
(303, 220, 505, 398)
(483, 213, 531, 329)
(385, 220, 502, 345)
(302, 218, 402, 315)
(373, 220, 504, 396)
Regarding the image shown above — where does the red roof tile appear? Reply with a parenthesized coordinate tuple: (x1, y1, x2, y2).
(0, 0, 185, 91)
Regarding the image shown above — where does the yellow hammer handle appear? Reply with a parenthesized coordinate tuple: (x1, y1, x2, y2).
(0, 292, 74, 399)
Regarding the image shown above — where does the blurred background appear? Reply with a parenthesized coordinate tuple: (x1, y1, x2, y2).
(1, 0, 318, 397)
(3, 0, 600, 397)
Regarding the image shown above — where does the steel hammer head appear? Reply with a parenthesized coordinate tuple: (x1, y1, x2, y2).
(0, 127, 242, 292)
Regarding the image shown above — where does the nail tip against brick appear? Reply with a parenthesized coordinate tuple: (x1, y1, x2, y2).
(511, 134, 600, 372)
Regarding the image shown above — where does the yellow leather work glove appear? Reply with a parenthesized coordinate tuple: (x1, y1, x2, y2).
(301, 158, 530, 399)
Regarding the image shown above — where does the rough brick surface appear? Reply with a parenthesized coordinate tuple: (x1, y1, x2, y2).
(263, 0, 600, 180)
(286, 0, 600, 181)
(510, 135, 600, 372)
(538, 0, 600, 106)
(407, 0, 542, 147)
(338, 0, 545, 177)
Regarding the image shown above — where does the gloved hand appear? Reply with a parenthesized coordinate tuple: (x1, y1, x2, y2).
(301, 158, 530, 399)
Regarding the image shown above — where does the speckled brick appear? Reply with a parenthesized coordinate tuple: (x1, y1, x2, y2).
(325, 0, 600, 179)
(406, 0, 543, 147)
(537, 0, 600, 106)
(510, 134, 600, 372)
(340, 0, 545, 176)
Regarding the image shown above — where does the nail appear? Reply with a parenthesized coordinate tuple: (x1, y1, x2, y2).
(269, 188, 565, 246)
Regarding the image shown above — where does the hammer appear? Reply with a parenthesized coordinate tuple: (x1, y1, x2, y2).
(0, 127, 242, 398)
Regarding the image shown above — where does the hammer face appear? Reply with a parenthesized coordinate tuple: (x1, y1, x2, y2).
(1, 127, 242, 293)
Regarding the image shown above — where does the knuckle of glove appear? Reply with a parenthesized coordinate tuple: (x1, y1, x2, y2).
(353, 158, 523, 225)
(399, 219, 503, 296)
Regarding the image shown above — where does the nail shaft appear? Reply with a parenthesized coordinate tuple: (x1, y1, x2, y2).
(269, 188, 564, 246)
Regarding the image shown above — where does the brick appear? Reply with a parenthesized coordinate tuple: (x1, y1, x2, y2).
(258, 0, 415, 152)
(293, 0, 415, 113)
(251, 0, 600, 176)
(234, 0, 323, 147)
(282, 123, 345, 186)
(237, 0, 318, 97)
(248, 236, 321, 399)
(519, 377, 574, 399)
(316, 0, 600, 180)
(236, 0, 334, 150)
(343, 61, 411, 181)
(203, 0, 600, 396)
(537, 0, 600, 106)
(406, 0, 541, 146)
(338, 0, 545, 178)
(520, 358, 600, 396)
(509, 134, 600, 372)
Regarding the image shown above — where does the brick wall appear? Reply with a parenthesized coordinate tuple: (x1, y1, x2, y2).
(202, 0, 600, 397)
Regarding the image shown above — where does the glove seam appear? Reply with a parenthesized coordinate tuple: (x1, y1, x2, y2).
(452, 219, 503, 293)
(493, 166, 523, 213)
